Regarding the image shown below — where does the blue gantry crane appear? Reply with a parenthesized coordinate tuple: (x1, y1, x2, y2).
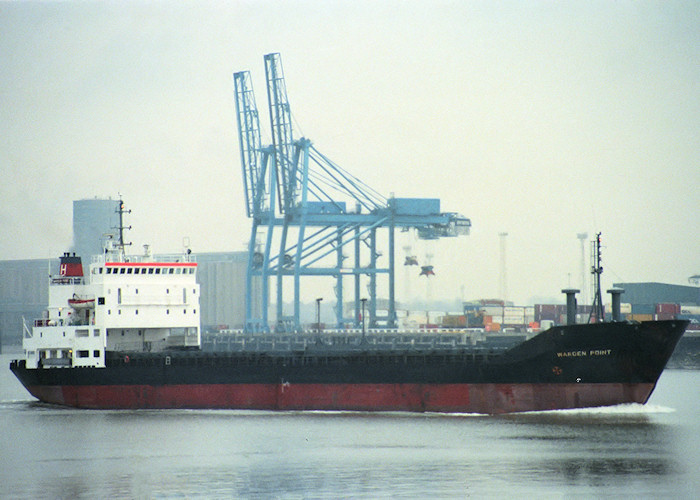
(234, 53, 470, 333)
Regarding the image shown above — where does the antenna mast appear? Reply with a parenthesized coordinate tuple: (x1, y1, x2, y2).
(588, 232, 604, 322)
(116, 197, 132, 256)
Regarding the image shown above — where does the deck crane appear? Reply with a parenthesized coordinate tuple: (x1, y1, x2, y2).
(234, 53, 471, 333)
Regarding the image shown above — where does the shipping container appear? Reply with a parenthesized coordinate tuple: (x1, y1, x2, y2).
(482, 306, 504, 317)
(627, 313, 654, 322)
(680, 306, 700, 315)
(503, 315, 525, 326)
(485, 323, 501, 332)
(656, 303, 680, 315)
(605, 303, 632, 314)
(537, 312, 556, 322)
(535, 304, 566, 322)
(441, 314, 467, 328)
(631, 304, 655, 315)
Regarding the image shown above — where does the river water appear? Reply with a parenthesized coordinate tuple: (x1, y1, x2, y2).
(1, 351, 698, 499)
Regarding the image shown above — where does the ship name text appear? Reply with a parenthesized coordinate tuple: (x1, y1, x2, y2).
(556, 349, 612, 358)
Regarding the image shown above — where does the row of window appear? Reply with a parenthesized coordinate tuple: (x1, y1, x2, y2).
(39, 330, 98, 338)
(126, 288, 197, 295)
(76, 350, 101, 358)
(94, 267, 195, 275)
(107, 308, 197, 315)
(114, 287, 197, 301)
(38, 349, 70, 358)
(35, 349, 100, 359)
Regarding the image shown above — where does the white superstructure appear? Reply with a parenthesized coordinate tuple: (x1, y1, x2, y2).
(22, 247, 201, 369)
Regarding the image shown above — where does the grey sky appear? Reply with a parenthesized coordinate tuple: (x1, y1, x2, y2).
(1, 1, 698, 305)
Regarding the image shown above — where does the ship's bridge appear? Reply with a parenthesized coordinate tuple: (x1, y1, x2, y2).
(90, 252, 197, 279)
(91, 251, 196, 265)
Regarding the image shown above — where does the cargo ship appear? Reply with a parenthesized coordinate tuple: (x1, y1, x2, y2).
(9, 234, 687, 414)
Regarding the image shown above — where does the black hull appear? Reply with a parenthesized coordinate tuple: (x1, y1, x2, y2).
(10, 321, 687, 414)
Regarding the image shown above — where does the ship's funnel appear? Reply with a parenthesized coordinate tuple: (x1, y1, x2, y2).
(562, 289, 579, 325)
(607, 288, 624, 322)
(59, 253, 83, 277)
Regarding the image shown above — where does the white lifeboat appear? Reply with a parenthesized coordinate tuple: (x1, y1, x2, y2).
(68, 295, 95, 310)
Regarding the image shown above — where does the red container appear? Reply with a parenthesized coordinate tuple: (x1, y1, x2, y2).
(656, 303, 680, 315)
(535, 304, 558, 322)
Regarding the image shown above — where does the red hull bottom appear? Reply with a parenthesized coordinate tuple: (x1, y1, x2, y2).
(26, 382, 657, 414)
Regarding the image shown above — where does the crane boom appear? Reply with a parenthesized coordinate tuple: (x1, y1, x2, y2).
(233, 71, 266, 218)
(264, 53, 297, 213)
